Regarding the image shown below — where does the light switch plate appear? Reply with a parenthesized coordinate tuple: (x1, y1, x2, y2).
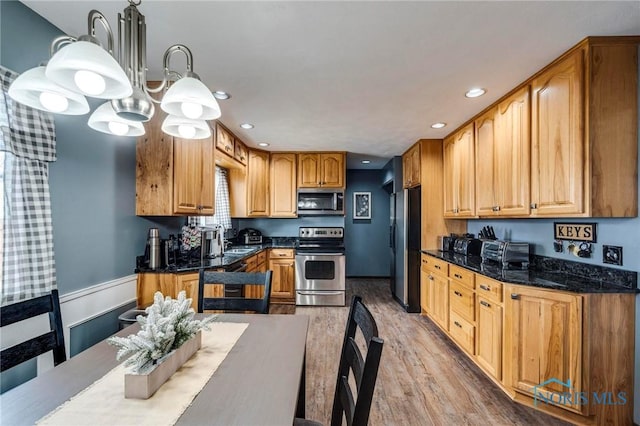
(603, 245, 623, 266)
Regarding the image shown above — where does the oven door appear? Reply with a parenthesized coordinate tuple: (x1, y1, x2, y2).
(295, 253, 345, 291)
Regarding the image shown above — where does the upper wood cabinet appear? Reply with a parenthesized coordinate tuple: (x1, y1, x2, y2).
(297, 152, 345, 188)
(136, 110, 214, 216)
(402, 143, 421, 188)
(233, 139, 248, 166)
(443, 123, 475, 218)
(247, 150, 270, 217)
(475, 86, 531, 217)
(531, 49, 585, 217)
(215, 123, 235, 158)
(531, 39, 638, 217)
(270, 153, 297, 217)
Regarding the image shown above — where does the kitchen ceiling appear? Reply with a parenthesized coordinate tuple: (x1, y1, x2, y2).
(22, 1, 640, 169)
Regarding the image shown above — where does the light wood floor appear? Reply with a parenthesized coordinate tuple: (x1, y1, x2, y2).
(280, 278, 570, 426)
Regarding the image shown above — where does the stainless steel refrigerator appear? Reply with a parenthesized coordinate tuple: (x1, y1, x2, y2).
(390, 186, 421, 312)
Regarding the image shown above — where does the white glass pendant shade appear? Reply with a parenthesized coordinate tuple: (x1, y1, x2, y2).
(161, 77, 221, 120)
(161, 114, 211, 139)
(7, 66, 89, 115)
(88, 102, 145, 137)
(46, 41, 132, 99)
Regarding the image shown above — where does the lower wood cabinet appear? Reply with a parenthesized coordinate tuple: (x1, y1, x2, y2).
(420, 254, 635, 425)
(137, 272, 200, 311)
(269, 249, 295, 304)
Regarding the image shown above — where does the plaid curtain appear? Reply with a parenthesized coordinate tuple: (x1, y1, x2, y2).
(212, 167, 232, 230)
(0, 66, 57, 305)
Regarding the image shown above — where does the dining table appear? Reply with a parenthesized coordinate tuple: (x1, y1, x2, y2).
(0, 313, 309, 426)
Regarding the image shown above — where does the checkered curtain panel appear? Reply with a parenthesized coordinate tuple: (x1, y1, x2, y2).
(0, 66, 57, 306)
(213, 167, 232, 229)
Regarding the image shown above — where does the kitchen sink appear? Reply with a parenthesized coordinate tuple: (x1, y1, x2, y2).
(225, 248, 255, 255)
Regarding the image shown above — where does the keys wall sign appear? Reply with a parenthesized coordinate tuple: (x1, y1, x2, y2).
(553, 222, 597, 243)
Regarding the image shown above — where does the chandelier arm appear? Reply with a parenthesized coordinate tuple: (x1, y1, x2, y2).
(163, 44, 195, 76)
(49, 35, 77, 57)
(87, 10, 115, 55)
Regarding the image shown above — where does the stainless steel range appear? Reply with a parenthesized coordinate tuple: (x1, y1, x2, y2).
(295, 227, 346, 306)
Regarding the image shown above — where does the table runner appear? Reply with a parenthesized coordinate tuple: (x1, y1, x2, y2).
(37, 322, 249, 426)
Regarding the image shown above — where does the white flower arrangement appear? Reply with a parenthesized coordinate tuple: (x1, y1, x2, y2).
(108, 291, 216, 374)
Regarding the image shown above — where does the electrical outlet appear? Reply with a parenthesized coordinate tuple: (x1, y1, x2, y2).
(603, 245, 623, 266)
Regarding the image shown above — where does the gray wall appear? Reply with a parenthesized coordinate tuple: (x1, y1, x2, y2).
(345, 170, 390, 277)
(1, 1, 152, 294)
(235, 216, 344, 237)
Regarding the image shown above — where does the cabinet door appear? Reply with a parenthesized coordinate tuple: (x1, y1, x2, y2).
(176, 273, 200, 311)
(430, 273, 449, 331)
(233, 139, 248, 165)
(476, 297, 502, 380)
(506, 286, 583, 413)
(475, 108, 497, 216)
(531, 49, 584, 216)
(443, 136, 457, 217)
(402, 152, 413, 189)
(455, 124, 476, 217)
(298, 153, 321, 187)
(420, 268, 429, 314)
(215, 124, 234, 157)
(319, 153, 344, 188)
(410, 145, 421, 186)
(136, 274, 176, 308)
(247, 150, 270, 217)
(496, 86, 531, 216)
(270, 153, 297, 217)
(269, 259, 295, 301)
(173, 136, 214, 215)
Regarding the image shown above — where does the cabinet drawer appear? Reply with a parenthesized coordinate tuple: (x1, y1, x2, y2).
(449, 311, 475, 355)
(245, 255, 258, 271)
(449, 281, 475, 322)
(257, 250, 267, 265)
(422, 255, 448, 276)
(270, 248, 294, 259)
(449, 265, 475, 289)
(476, 275, 503, 303)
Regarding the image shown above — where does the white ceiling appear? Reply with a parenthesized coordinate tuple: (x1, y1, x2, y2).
(23, 1, 640, 169)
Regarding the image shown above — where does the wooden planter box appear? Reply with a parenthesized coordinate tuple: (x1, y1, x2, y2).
(124, 331, 202, 399)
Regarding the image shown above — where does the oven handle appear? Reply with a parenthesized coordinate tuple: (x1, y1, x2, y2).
(295, 253, 345, 257)
(296, 291, 344, 296)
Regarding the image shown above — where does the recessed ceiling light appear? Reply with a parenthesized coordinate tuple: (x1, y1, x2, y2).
(465, 88, 486, 98)
(212, 91, 231, 100)
(240, 123, 254, 129)
(361, 160, 371, 164)
(431, 122, 447, 129)
(258, 142, 270, 147)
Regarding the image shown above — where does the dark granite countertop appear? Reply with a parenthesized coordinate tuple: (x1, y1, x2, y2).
(422, 250, 638, 294)
(136, 238, 297, 274)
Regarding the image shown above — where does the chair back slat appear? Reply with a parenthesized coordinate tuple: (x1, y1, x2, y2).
(0, 290, 66, 372)
(330, 295, 384, 426)
(198, 270, 272, 314)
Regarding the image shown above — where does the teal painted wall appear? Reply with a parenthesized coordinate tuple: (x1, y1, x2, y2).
(345, 170, 390, 277)
(235, 216, 344, 237)
(1, 0, 152, 294)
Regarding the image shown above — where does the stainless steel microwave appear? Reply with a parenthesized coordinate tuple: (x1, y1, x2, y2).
(297, 189, 344, 215)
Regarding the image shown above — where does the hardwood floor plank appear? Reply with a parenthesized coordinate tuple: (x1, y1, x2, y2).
(295, 278, 570, 425)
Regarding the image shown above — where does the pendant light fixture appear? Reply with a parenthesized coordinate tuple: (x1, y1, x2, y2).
(8, 0, 222, 138)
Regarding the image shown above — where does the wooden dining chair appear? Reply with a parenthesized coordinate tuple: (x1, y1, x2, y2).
(197, 270, 273, 314)
(1, 289, 66, 372)
(296, 295, 384, 426)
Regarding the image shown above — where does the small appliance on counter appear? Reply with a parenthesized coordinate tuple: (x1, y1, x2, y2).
(481, 240, 530, 268)
(453, 234, 482, 256)
(145, 228, 161, 270)
(438, 234, 458, 252)
(238, 228, 263, 245)
(201, 225, 224, 259)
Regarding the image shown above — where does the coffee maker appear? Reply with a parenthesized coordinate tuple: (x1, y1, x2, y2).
(201, 225, 224, 259)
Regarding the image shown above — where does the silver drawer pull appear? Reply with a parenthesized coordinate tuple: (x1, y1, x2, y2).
(480, 300, 491, 308)
(479, 284, 490, 291)
(454, 291, 462, 297)
(454, 273, 462, 279)
(454, 321, 462, 328)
